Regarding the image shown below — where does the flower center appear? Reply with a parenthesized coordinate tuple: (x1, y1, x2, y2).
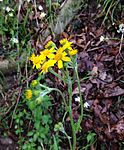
(54, 53, 62, 61)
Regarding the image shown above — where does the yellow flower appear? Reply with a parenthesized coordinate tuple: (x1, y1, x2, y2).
(25, 89, 32, 100)
(60, 38, 72, 45)
(45, 41, 55, 49)
(31, 80, 38, 87)
(41, 47, 55, 59)
(41, 60, 56, 74)
(59, 38, 73, 50)
(69, 49, 77, 55)
(29, 53, 45, 69)
(29, 53, 35, 61)
(54, 48, 71, 69)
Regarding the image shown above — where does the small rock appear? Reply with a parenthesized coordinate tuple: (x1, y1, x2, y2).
(0, 138, 13, 145)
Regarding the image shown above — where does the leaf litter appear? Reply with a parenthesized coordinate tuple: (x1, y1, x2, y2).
(60, 3, 124, 146)
(0, 1, 124, 149)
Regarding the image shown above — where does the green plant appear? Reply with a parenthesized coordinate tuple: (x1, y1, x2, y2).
(83, 131, 97, 150)
(14, 111, 24, 136)
(13, 78, 53, 149)
(54, 122, 72, 150)
(97, 0, 122, 24)
(22, 79, 53, 149)
(45, 0, 58, 22)
(0, 1, 18, 45)
(28, 39, 83, 150)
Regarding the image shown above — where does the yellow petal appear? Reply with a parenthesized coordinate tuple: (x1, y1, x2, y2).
(58, 47, 64, 53)
(58, 60, 63, 69)
(36, 63, 41, 69)
(41, 60, 56, 74)
(48, 53, 55, 59)
(49, 47, 56, 52)
(46, 60, 56, 66)
(67, 47, 73, 51)
(62, 56, 71, 62)
(63, 51, 68, 56)
(69, 49, 77, 55)
(59, 38, 67, 45)
(29, 53, 35, 61)
(39, 54, 46, 61)
(45, 41, 52, 48)
(41, 62, 48, 73)
(45, 41, 55, 49)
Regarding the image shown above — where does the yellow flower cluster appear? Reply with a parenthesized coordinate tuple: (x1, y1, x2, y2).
(29, 39, 77, 73)
(25, 89, 33, 100)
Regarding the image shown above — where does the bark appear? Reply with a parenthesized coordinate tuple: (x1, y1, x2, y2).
(43, 0, 83, 39)
(0, 59, 16, 74)
(0, 51, 27, 74)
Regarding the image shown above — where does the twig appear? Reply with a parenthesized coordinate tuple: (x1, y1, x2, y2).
(0, 102, 15, 116)
(10, 71, 39, 89)
(17, 0, 22, 20)
(117, 33, 124, 59)
(25, 56, 29, 88)
(33, 0, 39, 27)
(10, 86, 22, 128)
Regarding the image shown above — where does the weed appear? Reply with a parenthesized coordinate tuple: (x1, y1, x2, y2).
(97, 0, 123, 24)
(83, 131, 97, 150)
(13, 78, 53, 149)
(26, 39, 83, 150)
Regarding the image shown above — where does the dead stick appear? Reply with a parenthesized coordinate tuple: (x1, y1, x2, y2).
(10, 86, 22, 128)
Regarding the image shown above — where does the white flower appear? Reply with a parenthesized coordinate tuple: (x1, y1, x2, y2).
(0, 0, 3, 2)
(117, 23, 124, 34)
(11, 38, 19, 44)
(9, 13, 13, 17)
(5, 6, 14, 12)
(27, 0, 31, 2)
(38, 5, 43, 11)
(39, 12, 46, 19)
(84, 102, 90, 108)
(100, 36, 105, 42)
(6, 6, 11, 12)
(100, 36, 109, 42)
(75, 97, 80, 102)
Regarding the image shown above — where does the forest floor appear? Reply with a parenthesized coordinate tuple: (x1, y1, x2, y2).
(0, 0, 124, 150)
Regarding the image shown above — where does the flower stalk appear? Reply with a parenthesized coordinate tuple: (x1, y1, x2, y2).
(28, 39, 81, 149)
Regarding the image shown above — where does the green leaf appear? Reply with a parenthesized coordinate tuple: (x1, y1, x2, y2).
(27, 131, 34, 137)
(33, 133, 38, 142)
(53, 135, 59, 150)
(37, 146, 42, 150)
(20, 120, 23, 126)
(28, 101, 36, 111)
(34, 121, 40, 129)
(42, 115, 50, 124)
(87, 132, 96, 143)
(39, 133, 45, 139)
(22, 144, 27, 149)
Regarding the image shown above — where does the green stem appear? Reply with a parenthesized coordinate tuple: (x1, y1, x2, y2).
(39, 84, 68, 109)
(40, 83, 71, 149)
(51, 88, 68, 109)
(67, 70, 76, 150)
(50, 66, 77, 149)
(75, 64, 83, 132)
(63, 131, 72, 150)
(49, 68, 67, 83)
